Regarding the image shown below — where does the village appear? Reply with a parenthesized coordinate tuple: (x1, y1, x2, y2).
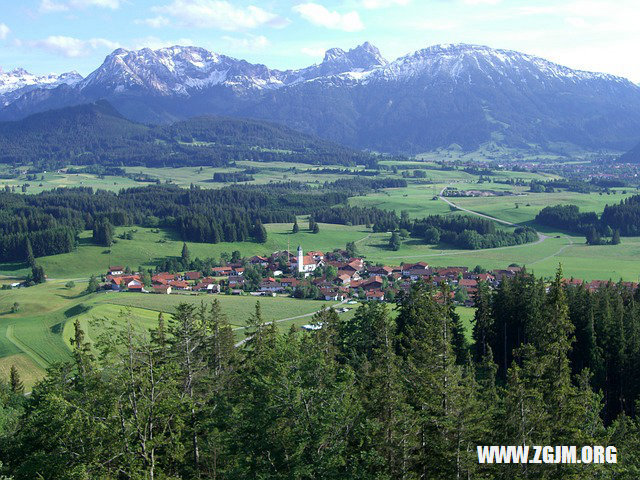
(100, 244, 586, 307)
(103, 244, 638, 306)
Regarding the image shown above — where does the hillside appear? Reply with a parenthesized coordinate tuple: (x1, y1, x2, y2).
(1, 43, 640, 154)
(0, 101, 375, 167)
(620, 141, 640, 162)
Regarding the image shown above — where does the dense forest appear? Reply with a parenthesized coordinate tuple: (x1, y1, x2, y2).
(0, 183, 347, 261)
(0, 101, 381, 168)
(310, 206, 538, 250)
(2, 269, 639, 478)
(535, 205, 599, 234)
(413, 215, 538, 249)
(601, 195, 640, 236)
(536, 196, 640, 237)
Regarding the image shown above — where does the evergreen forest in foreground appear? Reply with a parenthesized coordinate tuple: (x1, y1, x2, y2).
(2, 267, 640, 479)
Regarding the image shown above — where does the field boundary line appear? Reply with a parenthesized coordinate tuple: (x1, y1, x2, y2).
(5, 324, 51, 370)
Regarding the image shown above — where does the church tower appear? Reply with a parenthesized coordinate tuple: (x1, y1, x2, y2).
(297, 245, 304, 273)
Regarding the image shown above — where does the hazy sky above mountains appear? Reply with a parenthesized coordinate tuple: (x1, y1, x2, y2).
(0, 0, 637, 82)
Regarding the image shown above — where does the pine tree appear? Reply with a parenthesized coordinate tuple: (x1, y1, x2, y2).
(181, 242, 191, 267)
(312, 222, 320, 234)
(151, 312, 168, 352)
(9, 364, 24, 395)
(472, 280, 493, 361)
(395, 282, 481, 478)
(611, 229, 621, 245)
(30, 264, 46, 284)
(25, 237, 35, 268)
(253, 220, 267, 243)
(388, 231, 400, 251)
(292, 220, 299, 233)
(85, 274, 100, 294)
(70, 318, 94, 382)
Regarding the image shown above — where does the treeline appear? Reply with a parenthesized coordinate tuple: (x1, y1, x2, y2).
(311, 204, 538, 250)
(0, 183, 348, 259)
(308, 167, 379, 176)
(602, 195, 640, 235)
(0, 101, 382, 168)
(412, 215, 538, 249)
(2, 271, 640, 478)
(211, 172, 255, 183)
(537, 196, 640, 237)
(311, 206, 400, 230)
(323, 178, 407, 195)
(535, 204, 599, 234)
(475, 271, 640, 423)
(0, 227, 76, 262)
(529, 179, 594, 193)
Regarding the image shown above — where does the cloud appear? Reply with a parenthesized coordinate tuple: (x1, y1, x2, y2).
(300, 46, 327, 58)
(154, 1, 286, 31)
(137, 16, 171, 28)
(463, 0, 502, 4)
(293, 3, 364, 32)
(406, 19, 458, 31)
(39, 0, 121, 12)
(29, 35, 119, 57)
(0, 23, 10, 40)
(130, 36, 195, 50)
(361, 0, 410, 8)
(222, 34, 269, 51)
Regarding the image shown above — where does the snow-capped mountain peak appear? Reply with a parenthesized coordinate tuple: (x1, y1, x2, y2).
(2, 42, 640, 155)
(0, 68, 83, 106)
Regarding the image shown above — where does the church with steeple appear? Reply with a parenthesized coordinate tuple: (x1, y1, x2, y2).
(293, 245, 317, 275)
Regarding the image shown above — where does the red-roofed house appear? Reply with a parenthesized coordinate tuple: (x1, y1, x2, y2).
(401, 262, 429, 276)
(169, 280, 191, 290)
(185, 271, 202, 281)
(366, 290, 385, 302)
(127, 279, 144, 292)
(361, 276, 384, 291)
(279, 278, 299, 288)
(212, 266, 233, 276)
(154, 285, 172, 295)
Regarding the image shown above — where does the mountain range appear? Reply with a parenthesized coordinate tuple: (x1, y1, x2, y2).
(2, 42, 640, 155)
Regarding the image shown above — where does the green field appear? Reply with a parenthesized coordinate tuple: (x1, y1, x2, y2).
(3, 162, 640, 388)
(1, 179, 637, 283)
(0, 271, 479, 389)
(0, 161, 408, 194)
(0, 222, 375, 279)
(0, 279, 347, 388)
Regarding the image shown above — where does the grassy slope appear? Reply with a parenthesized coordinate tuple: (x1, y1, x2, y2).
(1, 272, 477, 388)
(0, 278, 341, 387)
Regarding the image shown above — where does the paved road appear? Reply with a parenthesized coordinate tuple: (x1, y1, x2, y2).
(438, 185, 550, 242)
(234, 299, 348, 347)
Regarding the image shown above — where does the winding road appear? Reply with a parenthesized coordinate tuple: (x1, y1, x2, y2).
(436, 185, 580, 264)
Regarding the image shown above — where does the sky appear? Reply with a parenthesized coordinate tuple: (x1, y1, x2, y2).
(0, 0, 638, 82)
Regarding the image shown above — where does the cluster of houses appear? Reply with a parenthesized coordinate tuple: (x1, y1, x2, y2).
(102, 246, 639, 306)
(102, 246, 531, 306)
(105, 267, 221, 295)
(562, 278, 639, 292)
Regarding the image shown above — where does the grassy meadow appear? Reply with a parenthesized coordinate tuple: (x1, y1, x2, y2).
(2, 160, 640, 387)
(0, 279, 346, 388)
